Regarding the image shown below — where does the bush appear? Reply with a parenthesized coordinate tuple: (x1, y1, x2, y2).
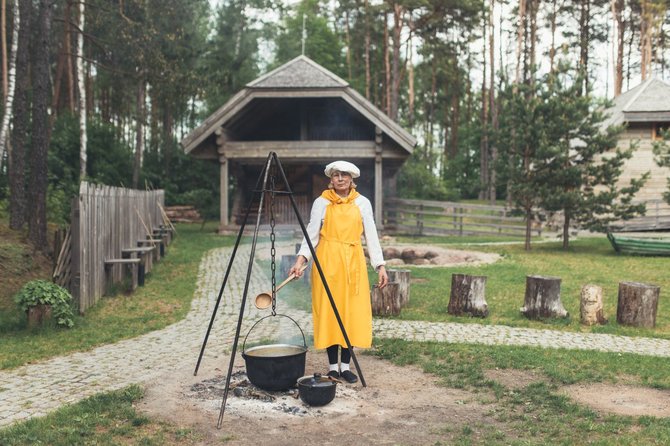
(14, 280, 76, 328)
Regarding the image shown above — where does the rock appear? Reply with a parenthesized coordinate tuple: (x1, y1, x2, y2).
(383, 247, 402, 259)
(424, 250, 439, 259)
(409, 258, 431, 265)
(401, 248, 423, 260)
(385, 258, 406, 266)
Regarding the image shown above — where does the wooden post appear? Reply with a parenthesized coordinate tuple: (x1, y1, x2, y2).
(371, 283, 401, 316)
(580, 284, 607, 325)
(520, 275, 568, 319)
(617, 281, 660, 328)
(448, 274, 488, 317)
(387, 269, 410, 307)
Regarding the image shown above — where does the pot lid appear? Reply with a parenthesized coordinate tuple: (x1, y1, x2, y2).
(298, 373, 337, 388)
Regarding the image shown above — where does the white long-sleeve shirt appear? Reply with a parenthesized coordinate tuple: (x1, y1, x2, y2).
(297, 195, 386, 270)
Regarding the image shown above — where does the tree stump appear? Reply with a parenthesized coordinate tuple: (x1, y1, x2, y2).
(447, 274, 488, 317)
(616, 281, 660, 328)
(580, 284, 607, 326)
(520, 275, 568, 319)
(27, 304, 53, 328)
(371, 283, 401, 316)
(387, 269, 411, 307)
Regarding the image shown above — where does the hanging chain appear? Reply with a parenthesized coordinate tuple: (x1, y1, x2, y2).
(269, 169, 277, 316)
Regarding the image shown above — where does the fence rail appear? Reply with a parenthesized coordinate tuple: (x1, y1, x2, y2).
(612, 199, 670, 231)
(383, 198, 540, 238)
(70, 182, 164, 313)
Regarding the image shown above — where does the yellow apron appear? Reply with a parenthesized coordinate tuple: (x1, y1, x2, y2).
(311, 189, 372, 349)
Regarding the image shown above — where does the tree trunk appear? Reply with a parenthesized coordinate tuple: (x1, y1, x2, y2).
(549, 0, 557, 72)
(578, 0, 591, 94)
(77, 0, 86, 180)
(2, 0, 7, 99)
(524, 206, 532, 251)
(521, 275, 568, 319)
(479, 5, 489, 200)
(580, 284, 607, 325)
(488, 0, 497, 203)
(389, 2, 403, 122)
(132, 78, 145, 189)
(8, 0, 30, 230)
(448, 274, 488, 317)
(617, 281, 660, 328)
(371, 283, 401, 316)
(387, 269, 410, 307)
(528, 0, 538, 82)
(28, 0, 52, 250)
(515, 0, 526, 84)
(364, 0, 371, 99)
(562, 211, 570, 249)
(407, 12, 414, 127)
(383, 12, 390, 116)
(0, 0, 18, 170)
(612, 0, 624, 96)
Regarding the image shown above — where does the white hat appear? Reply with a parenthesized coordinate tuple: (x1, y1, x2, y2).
(324, 160, 360, 178)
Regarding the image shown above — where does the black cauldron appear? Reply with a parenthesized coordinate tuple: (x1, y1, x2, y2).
(241, 314, 307, 391)
(242, 343, 307, 391)
(297, 373, 337, 406)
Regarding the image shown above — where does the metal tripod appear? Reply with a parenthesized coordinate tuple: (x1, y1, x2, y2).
(193, 152, 367, 428)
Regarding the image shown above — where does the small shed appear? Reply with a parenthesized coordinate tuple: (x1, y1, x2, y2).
(602, 77, 670, 203)
(181, 56, 416, 232)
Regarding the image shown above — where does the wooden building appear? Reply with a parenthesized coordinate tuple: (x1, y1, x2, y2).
(181, 56, 416, 232)
(602, 77, 670, 203)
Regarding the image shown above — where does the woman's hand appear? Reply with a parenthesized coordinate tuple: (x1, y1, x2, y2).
(377, 265, 389, 289)
(288, 256, 307, 279)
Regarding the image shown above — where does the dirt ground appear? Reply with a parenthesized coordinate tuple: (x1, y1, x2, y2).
(138, 351, 670, 446)
(138, 352, 503, 445)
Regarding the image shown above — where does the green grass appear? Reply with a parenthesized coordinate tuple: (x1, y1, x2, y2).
(371, 338, 670, 445)
(0, 385, 204, 446)
(0, 223, 235, 369)
(389, 236, 670, 339)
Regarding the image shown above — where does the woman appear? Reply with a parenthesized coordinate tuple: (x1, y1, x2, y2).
(289, 160, 388, 384)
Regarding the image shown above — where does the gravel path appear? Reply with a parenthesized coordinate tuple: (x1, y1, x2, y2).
(1, 244, 669, 427)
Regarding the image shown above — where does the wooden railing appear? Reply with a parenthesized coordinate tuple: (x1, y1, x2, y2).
(383, 198, 540, 238)
(612, 199, 670, 231)
(70, 182, 164, 313)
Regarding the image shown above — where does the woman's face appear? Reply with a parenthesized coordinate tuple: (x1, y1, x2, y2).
(331, 171, 353, 195)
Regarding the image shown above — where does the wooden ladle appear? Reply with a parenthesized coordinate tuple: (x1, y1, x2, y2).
(254, 264, 307, 310)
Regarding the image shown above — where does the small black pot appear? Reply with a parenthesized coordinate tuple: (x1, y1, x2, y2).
(297, 374, 337, 406)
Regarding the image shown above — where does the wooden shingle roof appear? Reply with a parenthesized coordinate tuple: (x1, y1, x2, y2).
(602, 78, 670, 128)
(248, 56, 348, 88)
(181, 56, 416, 155)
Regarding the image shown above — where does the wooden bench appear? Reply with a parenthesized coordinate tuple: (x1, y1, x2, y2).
(158, 225, 175, 243)
(152, 230, 171, 250)
(104, 258, 141, 294)
(138, 239, 164, 260)
(122, 246, 155, 284)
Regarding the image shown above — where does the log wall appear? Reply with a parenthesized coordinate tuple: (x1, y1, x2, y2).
(70, 182, 165, 313)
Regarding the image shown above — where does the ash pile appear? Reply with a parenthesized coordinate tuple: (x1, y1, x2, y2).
(186, 369, 360, 419)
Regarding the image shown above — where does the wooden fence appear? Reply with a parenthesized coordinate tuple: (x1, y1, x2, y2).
(70, 182, 165, 313)
(612, 199, 670, 231)
(383, 198, 542, 238)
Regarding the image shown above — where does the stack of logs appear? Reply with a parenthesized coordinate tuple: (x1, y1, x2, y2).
(449, 273, 660, 328)
(164, 205, 202, 223)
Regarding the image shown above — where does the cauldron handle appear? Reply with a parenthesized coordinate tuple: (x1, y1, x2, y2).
(242, 313, 307, 352)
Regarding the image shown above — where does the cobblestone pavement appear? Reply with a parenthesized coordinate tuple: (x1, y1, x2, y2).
(1, 244, 669, 428)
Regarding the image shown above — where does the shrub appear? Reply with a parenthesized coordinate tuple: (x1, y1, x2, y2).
(14, 280, 76, 328)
